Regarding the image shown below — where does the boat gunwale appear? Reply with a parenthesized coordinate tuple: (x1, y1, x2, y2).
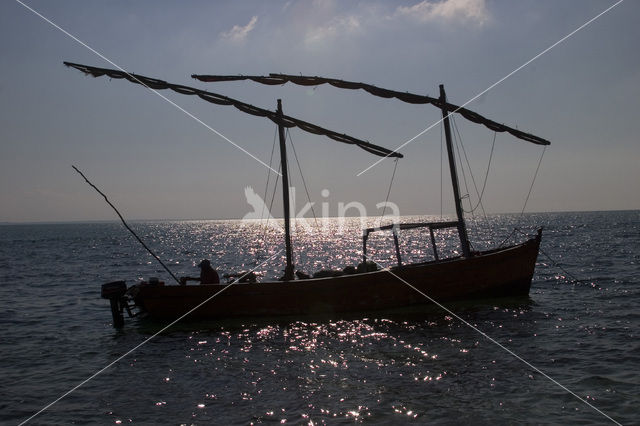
(131, 232, 540, 291)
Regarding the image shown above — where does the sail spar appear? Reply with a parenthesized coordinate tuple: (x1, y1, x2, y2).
(63, 62, 402, 159)
(191, 73, 550, 146)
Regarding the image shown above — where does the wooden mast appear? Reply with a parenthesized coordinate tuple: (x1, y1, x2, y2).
(439, 85, 472, 258)
(276, 99, 295, 280)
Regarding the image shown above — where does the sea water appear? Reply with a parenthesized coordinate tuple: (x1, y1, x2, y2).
(0, 212, 638, 424)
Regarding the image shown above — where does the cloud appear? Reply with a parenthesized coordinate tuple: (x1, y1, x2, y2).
(396, 0, 489, 25)
(301, 0, 487, 46)
(221, 15, 258, 42)
(305, 15, 361, 44)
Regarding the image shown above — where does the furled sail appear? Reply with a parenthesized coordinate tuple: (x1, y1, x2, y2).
(63, 62, 403, 158)
(191, 73, 550, 146)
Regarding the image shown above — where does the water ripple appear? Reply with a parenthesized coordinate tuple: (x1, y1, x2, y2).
(0, 212, 638, 424)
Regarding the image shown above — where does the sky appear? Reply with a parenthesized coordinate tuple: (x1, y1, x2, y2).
(1, 0, 638, 223)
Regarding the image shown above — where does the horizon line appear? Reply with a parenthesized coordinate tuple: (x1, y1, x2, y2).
(1, 208, 638, 226)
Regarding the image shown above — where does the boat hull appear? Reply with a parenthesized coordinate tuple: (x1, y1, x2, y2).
(129, 233, 541, 320)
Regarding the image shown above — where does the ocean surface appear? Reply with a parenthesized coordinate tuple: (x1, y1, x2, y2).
(1, 211, 638, 425)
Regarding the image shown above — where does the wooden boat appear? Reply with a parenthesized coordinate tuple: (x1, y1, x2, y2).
(64, 63, 549, 327)
(123, 231, 541, 320)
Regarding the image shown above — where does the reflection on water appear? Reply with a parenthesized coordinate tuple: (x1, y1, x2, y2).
(0, 212, 638, 424)
(110, 308, 540, 424)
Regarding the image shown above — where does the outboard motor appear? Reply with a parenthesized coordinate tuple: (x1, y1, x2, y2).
(101, 280, 128, 328)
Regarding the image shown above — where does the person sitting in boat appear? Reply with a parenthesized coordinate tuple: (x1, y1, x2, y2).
(179, 259, 220, 285)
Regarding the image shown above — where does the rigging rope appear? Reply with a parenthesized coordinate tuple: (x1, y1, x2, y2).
(452, 119, 473, 217)
(498, 145, 547, 249)
(379, 158, 399, 227)
(286, 128, 318, 227)
(449, 117, 502, 248)
(268, 163, 281, 220)
(539, 246, 587, 286)
(254, 127, 280, 259)
(260, 127, 278, 225)
(521, 146, 547, 216)
(261, 161, 281, 248)
(452, 116, 487, 219)
(513, 228, 587, 286)
(451, 127, 476, 251)
(467, 132, 496, 214)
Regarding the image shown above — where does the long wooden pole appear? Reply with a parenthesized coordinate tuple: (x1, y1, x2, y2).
(276, 99, 295, 280)
(72, 165, 182, 283)
(439, 85, 471, 258)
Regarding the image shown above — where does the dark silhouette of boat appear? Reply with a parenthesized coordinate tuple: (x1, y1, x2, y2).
(65, 63, 548, 327)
